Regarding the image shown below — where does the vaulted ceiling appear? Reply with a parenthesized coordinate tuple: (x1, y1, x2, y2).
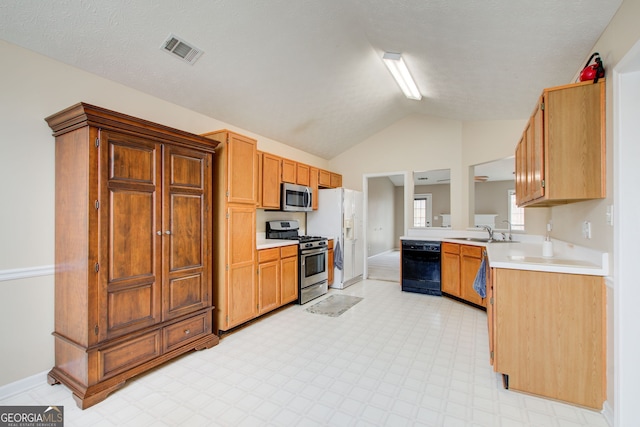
(0, 0, 622, 159)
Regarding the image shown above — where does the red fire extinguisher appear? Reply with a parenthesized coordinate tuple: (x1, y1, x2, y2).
(579, 52, 605, 83)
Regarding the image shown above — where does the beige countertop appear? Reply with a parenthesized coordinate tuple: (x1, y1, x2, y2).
(402, 229, 609, 276)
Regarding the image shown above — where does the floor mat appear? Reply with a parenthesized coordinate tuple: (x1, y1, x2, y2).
(305, 295, 363, 317)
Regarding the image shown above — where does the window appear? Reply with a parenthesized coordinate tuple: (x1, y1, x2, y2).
(413, 194, 432, 227)
(508, 189, 525, 230)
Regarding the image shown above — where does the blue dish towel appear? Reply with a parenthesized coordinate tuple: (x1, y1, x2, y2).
(473, 256, 487, 298)
(334, 239, 343, 271)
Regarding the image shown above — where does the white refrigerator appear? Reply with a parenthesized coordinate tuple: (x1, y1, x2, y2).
(307, 188, 364, 289)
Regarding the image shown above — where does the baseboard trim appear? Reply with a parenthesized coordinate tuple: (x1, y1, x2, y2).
(0, 265, 54, 282)
(0, 371, 48, 401)
(602, 400, 614, 427)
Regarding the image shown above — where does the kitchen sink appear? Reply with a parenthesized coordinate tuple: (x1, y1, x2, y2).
(449, 237, 516, 243)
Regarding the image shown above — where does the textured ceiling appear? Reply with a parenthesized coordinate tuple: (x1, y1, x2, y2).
(0, 0, 622, 159)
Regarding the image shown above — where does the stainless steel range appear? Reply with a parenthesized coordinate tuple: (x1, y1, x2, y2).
(265, 220, 328, 304)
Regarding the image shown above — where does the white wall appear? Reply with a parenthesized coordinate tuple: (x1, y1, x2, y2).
(0, 39, 328, 387)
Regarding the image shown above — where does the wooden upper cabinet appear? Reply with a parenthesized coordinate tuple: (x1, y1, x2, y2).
(318, 169, 332, 188)
(309, 167, 319, 210)
(282, 158, 296, 183)
(202, 130, 257, 205)
(330, 173, 342, 188)
(296, 163, 310, 186)
(515, 80, 605, 207)
(260, 152, 281, 209)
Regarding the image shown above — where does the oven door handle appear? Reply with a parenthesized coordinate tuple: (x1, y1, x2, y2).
(300, 247, 327, 256)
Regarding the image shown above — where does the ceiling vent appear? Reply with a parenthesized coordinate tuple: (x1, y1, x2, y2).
(161, 34, 203, 65)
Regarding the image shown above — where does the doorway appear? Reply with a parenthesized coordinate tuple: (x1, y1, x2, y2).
(362, 172, 410, 281)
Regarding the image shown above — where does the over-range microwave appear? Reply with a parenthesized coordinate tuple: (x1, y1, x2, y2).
(281, 182, 313, 212)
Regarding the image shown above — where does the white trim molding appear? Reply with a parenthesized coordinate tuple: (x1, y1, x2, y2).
(0, 265, 54, 282)
(0, 371, 48, 401)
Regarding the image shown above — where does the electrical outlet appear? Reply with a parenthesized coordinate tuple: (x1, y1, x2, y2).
(606, 205, 614, 226)
(582, 221, 592, 239)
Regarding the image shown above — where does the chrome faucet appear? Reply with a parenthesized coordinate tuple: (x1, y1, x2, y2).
(480, 225, 493, 241)
(502, 220, 513, 241)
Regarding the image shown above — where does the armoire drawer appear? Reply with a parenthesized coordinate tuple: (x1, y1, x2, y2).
(163, 313, 211, 353)
(98, 330, 161, 381)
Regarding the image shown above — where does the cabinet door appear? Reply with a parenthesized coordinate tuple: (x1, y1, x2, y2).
(296, 163, 310, 186)
(318, 169, 331, 188)
(162, 146, 212, 321)
(530, 99, 545, 200)
(441, 243, 460, 297)
(99, 131, 162, 341)
(460, 245, 484, 307)
(282, 159, 296, 183)
(545, 82, 605, 201)
(258, 259, 280, 314)
(309, 167, 319, 210)
(281, 248, 298, 304)
(226, 206, 257, 328)
(330, 173, 342, 188)
(261, 153, 281, 209)
(493, 269, 605, 409)
(227, 133, 257, 204)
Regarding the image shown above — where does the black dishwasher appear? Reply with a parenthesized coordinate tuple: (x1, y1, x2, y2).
(401, 240, 441, 295)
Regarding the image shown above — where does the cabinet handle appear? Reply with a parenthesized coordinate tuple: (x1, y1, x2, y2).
(157, 231, 162, 236)
(165, 231, 171, 235)
(184, 329, 190, 335)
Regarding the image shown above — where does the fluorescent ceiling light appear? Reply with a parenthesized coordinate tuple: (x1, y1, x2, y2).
(382, 52, 422, 100)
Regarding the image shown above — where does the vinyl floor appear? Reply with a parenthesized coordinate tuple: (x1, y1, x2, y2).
(0, 280, 608, 426)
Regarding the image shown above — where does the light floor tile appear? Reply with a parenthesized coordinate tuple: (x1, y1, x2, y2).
(0, 280, 609, 426)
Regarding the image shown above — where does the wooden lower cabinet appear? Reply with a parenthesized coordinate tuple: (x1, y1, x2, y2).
(257, 245, 299, 315)
(441, 243, 461, 296)
(280, 245, 299, 304)
(441, 242, 486, 307)
(460, 245, 485, 307)
(257, 248, 281, 314)
(491, 268, 606, 409)
(46, 103, 219, 409)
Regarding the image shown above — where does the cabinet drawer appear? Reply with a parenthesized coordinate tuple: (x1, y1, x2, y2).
(98, 330, 161, 381)
(280, 245, 298, 258)
(258, 247, 280, 263)
(461, 245, 483, 258)
(163, 313, 210, 353)
(442, 242, 460, 254)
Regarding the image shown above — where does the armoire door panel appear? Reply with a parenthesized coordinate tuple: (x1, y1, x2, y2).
(107, 284, 157, 333)
(100, 132, 163, 342)
(169, 194, 203, 270)
(108, 189, 156, 280)
(163, 146, 211, 320)
(108, 138, 157, 184)
(165, 273, 206, 318)
(170, 154, 204, 189)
